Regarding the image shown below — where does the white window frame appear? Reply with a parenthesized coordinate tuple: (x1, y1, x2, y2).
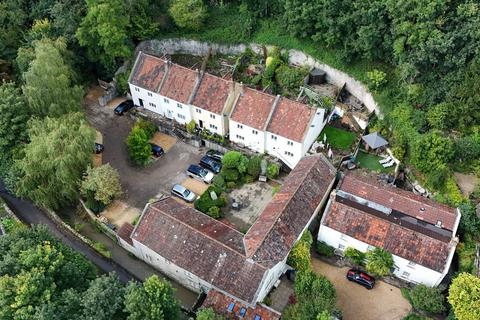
(177, 103, 182, 109)
(147, 92, 152, 97)
(210, 114, 216, 119)
(271, 134, 277, 140)
(237, 124, 243, 129)
(196, 108, 201, 113)
(177, 114, 185, 120)
(287, 140, 293, 146)
(164, 98, 169, 104)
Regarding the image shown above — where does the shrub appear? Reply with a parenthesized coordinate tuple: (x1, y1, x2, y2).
(186, 119, 196, 134)
(247, 155, 262, 179)
(457, 234, 477, 274)
(244, 175, 254, 184)
(425, 164, 450, 190)
(126, 126, 152, 166)
(262, 56, 282, 88)
(226, 181, 237, 189)
(275, 65, 309, 92)
(169, 0, 207, 31)
(221, 167, 240, 182)
(115, 71, 130, 95)
(212, 174, 225, 190)
(448, 273, 480, 320)
(366, 247, 393, 276)
(222, 151, 243, 169)
(408, 285, 446, 314)
(136, 119, 157, 139)
(344, 247, 366, 266)
(267, 163, 280, 180)
(81, 164, 122, 207)
(194, 186, 226, 214)
(315, 241, 335, 257)
(287, 231, 313, 271)
(366, 69, 387, 91)
(458, 201, 480, 235)
(402, 314, 433, 320)
(207, 206, 222, 219)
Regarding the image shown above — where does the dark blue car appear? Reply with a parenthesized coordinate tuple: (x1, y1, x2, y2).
(150, 143, 164, 157)
(199, 155, 222, 174)
(114, 100, 134, 115)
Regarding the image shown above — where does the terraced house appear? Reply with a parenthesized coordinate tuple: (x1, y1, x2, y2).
(117, 154, 336, 318)
(128, 51, 326, 168)
(318, 172, 461, 287)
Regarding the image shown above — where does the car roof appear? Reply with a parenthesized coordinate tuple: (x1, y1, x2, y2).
(172, 184, 187, 193)
(188, 164, 201, 171)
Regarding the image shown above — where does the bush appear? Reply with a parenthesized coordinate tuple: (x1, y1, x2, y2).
(126, 126, 152, 166)
(275, 65, 309, 92)
(244, 175, 254, 184)
(81, 164, 122, 207)
(169, 0, 207, 31)
(344, 247, 366, 266)
(457, 234, 477, 274)
(402, 313, 433, 320)
(366, 247, 394, 276)
(115, 71, 130, 95)
(267, 163, 280, 180)
(366, 69, 387, 91)
(221, 167, 240, 182)
(212, 174, 225, 190)
(315, 241, 335, 257)
(194, 186, 226, 214)
(136, 119, 157, 139)
(408, 284, 446, 314)
(207, 206, 222, 219)
(226, 181, 237, 189)
(222, 151, 243, 169)
(262, 57, 282, 88)
(247, 155, 262, 179)
(425, 164, 450, 190)
(287, 231, 313, 271)
(186, 119, 196, 133)
(458, 201, 480, 235)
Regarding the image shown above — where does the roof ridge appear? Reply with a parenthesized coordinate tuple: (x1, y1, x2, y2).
(149, 200, 259, 259)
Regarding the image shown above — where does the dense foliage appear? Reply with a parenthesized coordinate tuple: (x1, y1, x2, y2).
(169, 0, 207, 31)
(81, 164, 122, 208)
(448, 273, 480, 320)
(406, 285, 446, 314)
(365, 247, 394, 276)
(287, 231, 313, 272)
(194, 186, 226, 218)
(126, 124, 153, 166)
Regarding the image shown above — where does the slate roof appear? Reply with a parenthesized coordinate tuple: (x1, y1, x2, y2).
(203, 289, 281, 320)
(159, 64, 198, 104)
(323, 199, 452, 272)
(130, 52, 167, 92)
(339, 173, 458, 230)
(362, 132, 388, 149)
(266, 97, 315, 143)
(132, 197, 266, 303)
(130, 155, 336, 305)
(244, 154, 336, 266)
(192, 73, 232, 115)
(230, 87, 276, 131)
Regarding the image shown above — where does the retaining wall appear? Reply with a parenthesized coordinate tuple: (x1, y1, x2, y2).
(136, 38, 381, 117)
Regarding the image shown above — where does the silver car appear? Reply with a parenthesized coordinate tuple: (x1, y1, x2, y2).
(171, 184, 197, 203)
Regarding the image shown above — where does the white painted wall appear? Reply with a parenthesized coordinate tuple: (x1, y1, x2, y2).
(302, 109, 326, 155)
(229, 119, 265, 153)
(159, 96, 192, 125)
(265, 132, 303, 168)
(129, 84, 165, 116)
(317, 225, 447, 287)
(192, 106, 225, 135)
(256, 259, 287, 302)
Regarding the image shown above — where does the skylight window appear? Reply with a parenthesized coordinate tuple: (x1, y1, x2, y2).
(227, 303, 234, 312)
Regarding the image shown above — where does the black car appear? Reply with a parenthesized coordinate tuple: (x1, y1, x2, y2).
(206, 149, 224, 162)
(114, 100, 134, 115)
(150, 143, 164, 157)
(95, 143, 104, 154)
(346, 269, 375, 289)
(187, 164, 214, 184)
(199, 155, 222, 174)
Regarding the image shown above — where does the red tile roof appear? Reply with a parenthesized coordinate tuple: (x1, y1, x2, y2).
(202, 289, 281, 320)
(132, 197, 266, 303)
(130, 52, 167, 92)
(244, 154, 336, 266)
(339, 173, 458, 230)
(192, 73, 232, 115)
(266, 97, 315, 143)
(230, 87, 276, 131)
(323, 199, 453, 272)
(117, 223, 134, 246)
(159, 64, 198, 104)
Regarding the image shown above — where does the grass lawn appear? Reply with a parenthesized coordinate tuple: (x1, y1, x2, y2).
(319, 125, 356, 150)
(356, 151, 393, 173)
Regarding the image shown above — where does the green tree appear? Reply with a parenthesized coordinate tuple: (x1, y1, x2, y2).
(125, 0, 161, 41)
(412, 131, 454, 174)
(22, 38, 82, 118)
(427, 103, 453, 131)
(344, 247, 366, 266)
(267, 163, 280, 180)
(247, 156, 263, 179)
(408, 284, 446, 314)
(76, 0, 132, 72)
(448, 273, 480, 320)
(125, 275, 180, 320)
(196, 307, 224, 320)
(126, 126, 152, 166)
(366, 247, 393, 276)
(50, 0, 87, 44)
(81, 273, 126, 320)
(81, 164, 122, 207)
(287, 231, 313, 272)
(169, 0, 207, 31)
(222, 151, 243, 169)
(16, 113, 95, 209)
(0, 82, 29, 154)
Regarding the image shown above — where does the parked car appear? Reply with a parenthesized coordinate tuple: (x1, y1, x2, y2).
(150, 143, 164, 157)
(114, 100, 134, 115)
(95, 143, 104, 154)
(199, 155, 222, 174)
(206, 149, 224, 162)
(346, 269, 375, 289)
(187, 165, 214, 184)
(171, 184, 196, 203)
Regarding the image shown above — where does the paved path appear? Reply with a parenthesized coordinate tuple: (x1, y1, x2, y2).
(0, 181, 133, 283)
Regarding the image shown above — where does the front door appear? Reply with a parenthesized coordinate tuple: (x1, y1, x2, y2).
(199, 120, 203, 128)
(139, 98, 144, 107)
(166, 109, 173, 119)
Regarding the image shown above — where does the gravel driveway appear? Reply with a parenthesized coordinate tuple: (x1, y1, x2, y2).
(85, 94, 204, 209)
(311, 258, 411, 320)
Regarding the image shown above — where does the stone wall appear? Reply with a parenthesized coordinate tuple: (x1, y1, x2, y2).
(135, 38, 381, 117)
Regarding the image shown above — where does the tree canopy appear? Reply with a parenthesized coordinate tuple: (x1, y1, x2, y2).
(448, 273, 480, 320)
(81, 164, 122, 207)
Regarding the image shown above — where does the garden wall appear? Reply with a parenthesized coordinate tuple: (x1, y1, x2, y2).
(136, 38, 381, 117)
